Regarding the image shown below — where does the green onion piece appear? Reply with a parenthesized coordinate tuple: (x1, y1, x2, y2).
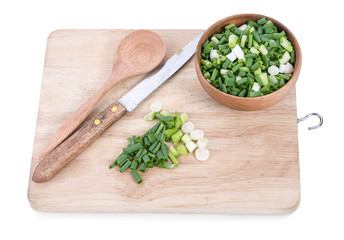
(147, 162, 154, 168)
(248, 20, 259, 28)
(248, 33, 253, 48)
(224, 76, 235, 86)
(202, 43, 214, 54)
(131, 170, 143, 184)
(176, 144, 188, 156)
(171, 130, 183, 144)
(160, 110, 170, 116)
(156, 129, 164, 142)
(143, 112, 157, 121)
(277, 73, 292, 80)
(250, 47, 260, 54)
(147, 152, 156, 158)
(135, 149, 144, 158)
(158, 162, 175, 170)
(124, 143, 143, 153)
(253, 67, 262, 75)
(109, 161, 117, 169)
(261, 55, 269, 68)
(137, 149, 147, 163)
(120, 160, 132, 173)
(233, 27, 243, 36)
(168, 152, 179, 166)
(111, 153, 126, 168)
(236, 77, 248, 85)
(211, 36, 220, 44)
(210, 68, 218, 82)
(149, 122, 161, 135)
(240, 35, 247, 48)
(181, 134, 193, 144)
(250, 61, 260, 71)
(203, 72, 211, 79)
(268, 75, 278, 85)
(156, 114, 175, 122)
(131, 135, 136, 144)
(139, 163, 147, 173)
(169, 146, 180, 158)
(259, 44, 268, 55)
(143, 137, 150, 147)
(152, 157, 159, 165)
(147, 134, 155, 143)
(232, 63, 243, 73)
(218, 43, 229, 51)
(225, 23, 236, 30)
(252, 31, 261, 43)
(142, 154, 150, 164)
(156, 152, 165, 162)
(280, 37, 293, 52)
(228, 35, 238, 48)
(255, 74, 264, 87)
(222, 58, 231, 69)
(227, 70, 235, 78)
(259, 73, 269, 86)
(290, 50, 295, 64)
(148, 141, 158, 152)
(118, 158, 129, 167)
(238, 89, 247, 97)
(164, 128, 178, 138)
(271, 31, 286, 39)
(130, 160, 139, 170)
(174, 113, 182, 129)
(161, 143, 168, 160)
(202, 40, 210, 48)
(180, 113, 188, 124)
(153, 122, 165, 137)
(200, 59, 212, 68)
(245, 57, 253, 67)
(248, 91, 262, 97)
(221, 84, 227, 93)
(257, 17, 268, 25)
(152, 142, 161, 154)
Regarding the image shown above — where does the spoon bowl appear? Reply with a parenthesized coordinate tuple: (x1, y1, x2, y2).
(117, 30, 166, 72)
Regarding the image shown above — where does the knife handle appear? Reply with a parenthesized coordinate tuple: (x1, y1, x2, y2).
(32, 101, 127, 183)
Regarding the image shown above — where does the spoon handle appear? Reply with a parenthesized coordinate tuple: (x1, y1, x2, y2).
(32, 102, 127, 183)
(39, 73, 121, 161)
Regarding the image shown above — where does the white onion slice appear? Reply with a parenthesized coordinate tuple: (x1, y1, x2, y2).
(190, 130, 204, 141)
(149, 102, 162, 112)
(181, 122, 194, 134)
(185, 141, 197, 153)
(195, 148, 210, 161)
(196, 137, 208, 149)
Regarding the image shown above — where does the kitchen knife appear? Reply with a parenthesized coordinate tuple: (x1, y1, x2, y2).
(32, 32, 204, 183)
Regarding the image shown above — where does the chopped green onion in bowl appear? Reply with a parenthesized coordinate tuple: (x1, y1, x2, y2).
(200, 17, 295, 98)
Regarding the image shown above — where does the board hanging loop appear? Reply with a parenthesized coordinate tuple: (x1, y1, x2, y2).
(297, 113, 323, 130)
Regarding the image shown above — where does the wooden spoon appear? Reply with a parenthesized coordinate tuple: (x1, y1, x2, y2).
(39, 30, 166, 160)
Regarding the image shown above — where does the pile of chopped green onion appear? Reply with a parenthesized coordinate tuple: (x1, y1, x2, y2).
(109, 102, 210, 184)
(200, 17, 295, 97)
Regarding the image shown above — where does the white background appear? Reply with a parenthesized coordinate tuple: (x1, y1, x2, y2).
(1, 0, 343, 239)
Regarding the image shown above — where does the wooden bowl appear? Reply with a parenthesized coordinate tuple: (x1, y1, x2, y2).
(195, 14, 302, 111)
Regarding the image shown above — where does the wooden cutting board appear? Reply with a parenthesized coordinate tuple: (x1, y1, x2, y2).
(28, 29, 300, 214)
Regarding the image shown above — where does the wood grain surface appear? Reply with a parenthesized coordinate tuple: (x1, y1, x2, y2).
(28, 29, 300, 214)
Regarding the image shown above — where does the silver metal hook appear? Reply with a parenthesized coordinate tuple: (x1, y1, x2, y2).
(297, 113, 323, 130)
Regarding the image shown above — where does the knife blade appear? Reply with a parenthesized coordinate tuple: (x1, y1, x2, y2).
(32, 32, 204, 183)
(118, 32, 204, 112)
